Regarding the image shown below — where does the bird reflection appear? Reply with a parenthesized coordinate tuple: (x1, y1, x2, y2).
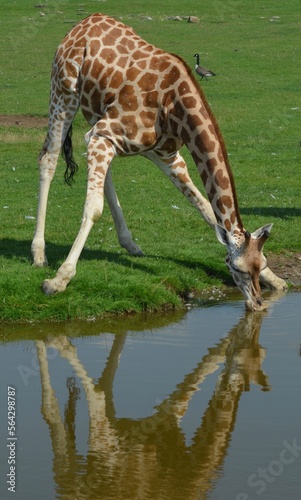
(36, 298, 279, 500)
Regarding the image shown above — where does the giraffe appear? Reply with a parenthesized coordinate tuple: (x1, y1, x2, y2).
(31, 13, 287, 311)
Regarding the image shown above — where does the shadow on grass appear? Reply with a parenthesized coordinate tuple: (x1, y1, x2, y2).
(0, 238, 231, 285)
(240, 207, 301, 219)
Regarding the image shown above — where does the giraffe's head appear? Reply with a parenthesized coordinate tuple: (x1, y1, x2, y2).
(215, 223, 273, 311)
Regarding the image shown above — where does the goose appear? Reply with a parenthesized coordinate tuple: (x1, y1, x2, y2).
(193, 53, 216, 80)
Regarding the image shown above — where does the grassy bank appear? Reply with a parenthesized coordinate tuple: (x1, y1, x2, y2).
(0, 0, 300, 321)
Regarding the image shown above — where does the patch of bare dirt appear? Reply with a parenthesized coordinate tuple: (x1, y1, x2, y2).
(0, 114, 48, 128)
(268, 252, 301, 287)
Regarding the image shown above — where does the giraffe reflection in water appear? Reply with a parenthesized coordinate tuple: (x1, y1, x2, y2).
(36, 300, 279, 500)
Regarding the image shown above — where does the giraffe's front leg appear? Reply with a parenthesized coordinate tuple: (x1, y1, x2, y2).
(144, 150, 217, 228)
(259, 267, 288, 291)
(42, 136, 114, 294)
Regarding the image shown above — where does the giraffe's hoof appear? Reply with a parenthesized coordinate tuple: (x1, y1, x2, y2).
(246, 300, 268, 312)
(31, 245, 48, 267)
(130, 247, 144, 257)
(123, 241, 144, 256)
(42, 279, 57, 295)
(32, 254, 48, 267)
(33, 260, 48, 268)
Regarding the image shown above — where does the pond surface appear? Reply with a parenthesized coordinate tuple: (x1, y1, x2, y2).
(0, 291, 300, 500)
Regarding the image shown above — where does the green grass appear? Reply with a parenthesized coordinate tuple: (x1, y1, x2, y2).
(0, 0, 300, 321)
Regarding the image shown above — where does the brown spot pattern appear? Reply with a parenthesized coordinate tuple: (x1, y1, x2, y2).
(141, 131, 156, 147)
(224, 219, 232, 231)
(121, 115, 138, 139)
(118, 85, 138, 111)
(90, 59, 102, 80)
(110, 71, 124, 89)
(187, 113, 203, 131)
(139, 110, 156, 128)
(99, 48, 117, 65)
(215, 169, 230, 190)
(178, 81, 191, 96)
(216, 195, 233, 215)
(141, 90, 159, 109)
(160, 66, 181, 89)
(137, 72, 158, 91)
(90, 40, 101, 57)
(182, 96, 197, 110)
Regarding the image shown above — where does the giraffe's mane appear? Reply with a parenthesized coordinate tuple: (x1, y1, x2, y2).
(172, 53, 243, 230)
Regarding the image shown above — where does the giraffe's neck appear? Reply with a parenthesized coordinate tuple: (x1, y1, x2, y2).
(189, 120, 243, 236)
(168, 72, 244, 236)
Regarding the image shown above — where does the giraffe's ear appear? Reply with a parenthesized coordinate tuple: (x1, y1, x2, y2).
(215, 224, 236, 248)
(251, 223, 273, 251)
(251, 223, 273, 240)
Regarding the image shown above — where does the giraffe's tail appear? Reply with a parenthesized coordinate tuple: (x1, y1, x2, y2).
(62, 125, 78, 185)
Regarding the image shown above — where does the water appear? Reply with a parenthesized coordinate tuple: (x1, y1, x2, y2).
(0, 292, 300, 500)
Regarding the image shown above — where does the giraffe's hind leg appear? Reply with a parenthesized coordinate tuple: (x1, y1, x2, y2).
(42, 135, 115, 294)
(31, 89, 79, 267)
(105, 168, 143, 256)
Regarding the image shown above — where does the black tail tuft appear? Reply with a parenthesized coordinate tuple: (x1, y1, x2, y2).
(62, 125, 78, 185)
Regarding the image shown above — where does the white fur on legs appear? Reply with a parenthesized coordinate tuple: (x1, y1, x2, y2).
(259, 267, 288, 291)
(42, 198, 100, 294)
(32, 101, 79, 267)
(104, 168, 143, 256)
(42, 135, 113, 294)
(32, 150, 59, 267)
